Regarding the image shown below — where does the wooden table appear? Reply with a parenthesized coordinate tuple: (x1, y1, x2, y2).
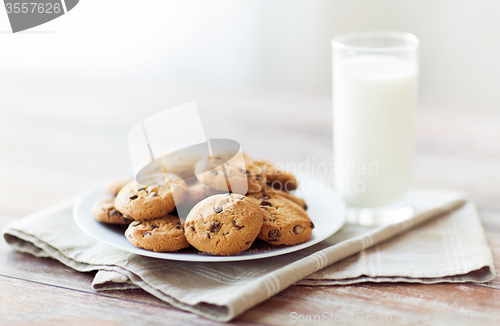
(0, 78, 499, 325)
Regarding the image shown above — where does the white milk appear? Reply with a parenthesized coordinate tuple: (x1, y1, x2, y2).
(333, 55, 417, 207)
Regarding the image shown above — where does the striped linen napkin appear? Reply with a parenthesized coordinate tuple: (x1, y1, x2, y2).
(2, 189, 495, 322)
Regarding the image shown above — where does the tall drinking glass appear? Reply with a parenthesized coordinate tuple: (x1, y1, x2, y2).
(332, 32, 419, 225)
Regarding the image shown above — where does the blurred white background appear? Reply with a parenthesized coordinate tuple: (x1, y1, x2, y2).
(1, 0, 500, 110)
(1, 0, 500, 215)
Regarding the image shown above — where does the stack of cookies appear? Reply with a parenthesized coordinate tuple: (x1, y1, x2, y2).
(91, 154, 314, 256)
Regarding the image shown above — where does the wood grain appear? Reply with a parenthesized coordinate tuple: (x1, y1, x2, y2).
(239, 283, 500, 326)
(0, 276, 233, 326)
(0, 84, 499, 325)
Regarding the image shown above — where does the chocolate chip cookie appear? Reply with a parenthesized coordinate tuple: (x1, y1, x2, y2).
(160, 147, 207, 179)
(103, 177, 132, 196)
(265, 188, 307, 210)
(125, 215, 190, 252)
(249, 159, 298, 192)
(195, 155, 266, 194)
(91, 197, 133, 224)
(115, 173, 187, 220)
(184, 194, 263, 255)
(180, 180, 222, 207)
(248, 192, 314, 245)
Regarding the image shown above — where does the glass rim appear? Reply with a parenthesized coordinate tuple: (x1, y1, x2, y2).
(332, 31, 419, 52)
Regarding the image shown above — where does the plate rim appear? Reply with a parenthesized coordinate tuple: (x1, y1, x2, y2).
(73, 175, 346, 262)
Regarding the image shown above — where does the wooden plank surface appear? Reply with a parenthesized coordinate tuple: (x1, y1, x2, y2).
(0, 276, 231, 326)
(0, 81, 499, 325)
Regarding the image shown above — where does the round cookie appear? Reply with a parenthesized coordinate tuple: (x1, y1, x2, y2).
(103, 177, 132, 196)
(115, 173, 187, 221)
(248, 159, 298, 192)
(195, 155, 266, 194)
(91, 197, 133, 224)
(248, 192, 314, 245)
(161, 149, 207, 179)
(184, 194, 264, 255)
(266, 187, 307, 210)
(180, 181, 222, 207)
(125, 215, 190, 252)
(245, 163, 267, 193)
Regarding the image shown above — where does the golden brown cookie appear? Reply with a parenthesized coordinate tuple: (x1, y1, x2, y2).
(160, 149, 207, 179)
(249, 159, 298, 192)
(248, 192, 314, 245)
(125, 215, 190, 252)
(265, 187, 307, 210)
(103, 177, 132, 196)
(194, 155, 266, 194)
(184, 194, 263, 255)
(91, 197, 133, 224)
(115, 173, 187, 220)
(180, 181, 222, 207)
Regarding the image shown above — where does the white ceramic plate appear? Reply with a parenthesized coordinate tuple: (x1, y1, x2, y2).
(73, 175, 345, 262)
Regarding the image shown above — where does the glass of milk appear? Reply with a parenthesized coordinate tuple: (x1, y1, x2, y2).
(332, 32, 419, 225)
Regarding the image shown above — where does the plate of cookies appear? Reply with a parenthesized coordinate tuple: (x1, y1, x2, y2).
(74, 153, 346, 262)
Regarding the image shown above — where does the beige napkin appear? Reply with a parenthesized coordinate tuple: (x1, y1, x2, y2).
(2, 189, 495, 322)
